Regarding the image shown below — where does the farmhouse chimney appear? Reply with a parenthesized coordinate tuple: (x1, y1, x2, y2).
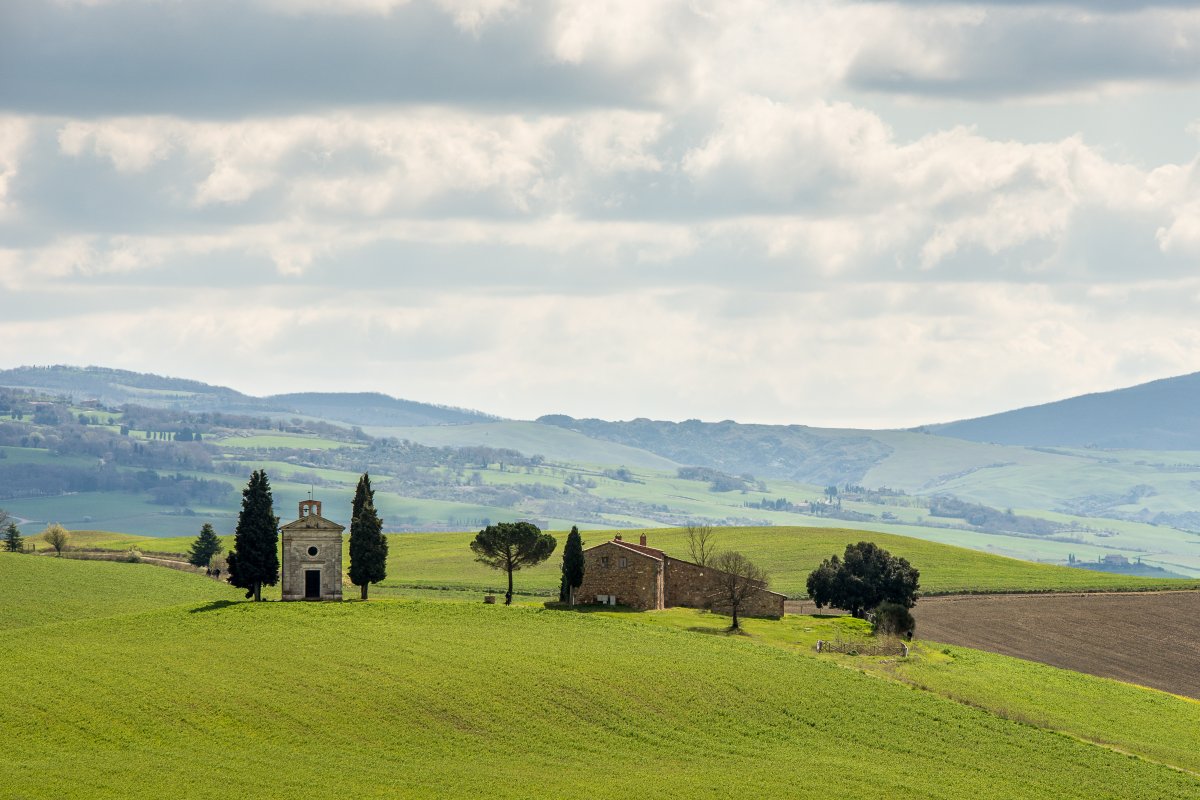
(640, 534, 647, 546)
(615, 534, 623, 541)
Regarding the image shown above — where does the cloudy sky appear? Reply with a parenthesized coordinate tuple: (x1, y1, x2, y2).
(2, 0, 1200, 428)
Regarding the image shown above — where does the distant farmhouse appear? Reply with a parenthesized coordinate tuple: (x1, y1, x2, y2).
(575, 534, 785, 617)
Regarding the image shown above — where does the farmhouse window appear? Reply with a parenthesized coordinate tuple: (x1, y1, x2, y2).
(601, 556, 609, 567)
(619, 557, 628, 568)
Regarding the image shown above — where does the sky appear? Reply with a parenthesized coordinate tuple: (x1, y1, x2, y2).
(2, 0, 1200, 428)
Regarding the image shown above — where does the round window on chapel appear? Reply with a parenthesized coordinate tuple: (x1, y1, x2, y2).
(307, 546, 319, 557)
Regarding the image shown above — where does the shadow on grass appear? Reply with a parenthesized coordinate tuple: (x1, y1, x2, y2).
(542, 601, 641, 614)
(687, 625, 750, 637)
(188, 600, 239, 614)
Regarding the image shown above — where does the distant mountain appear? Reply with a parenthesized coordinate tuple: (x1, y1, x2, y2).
(0, 365, 248, 409)
(0, 366, 496, 427)
(928, 372, 1200, 450)
(265, 392, 496, 427)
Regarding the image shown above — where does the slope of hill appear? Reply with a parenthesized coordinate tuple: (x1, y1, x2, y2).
(930, 371, 1200, 449)
(1, 555, 1196, 799)
(0, 365, 494, 426)
(536, 415, 892, 483)
(364, 420, 680, 470)
(265, 391, 497, 427)
(0, 365, 248, 409)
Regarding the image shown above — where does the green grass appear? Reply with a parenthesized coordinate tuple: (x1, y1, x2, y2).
(878, 643, 1200, 774)
(54, 525, 1200, 598)
(1, 556, 1196, 799)
(0, 553, 240, 630)
(380, 525, 1200, 597)
(585, 605, 1200, 776)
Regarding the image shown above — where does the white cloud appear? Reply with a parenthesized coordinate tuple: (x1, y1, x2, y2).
(5, 1, 1200, 426)
(0, 117, 32, 216)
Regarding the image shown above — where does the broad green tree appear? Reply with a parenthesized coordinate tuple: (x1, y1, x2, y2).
(470, 522, 556, 605)
(42, 523, 69, 556)
(3, 522, 23, 552)
(226, 470, 279, 601)
(558, 525, 584, 604)
(806, 541, 920, 618)
(187, 523, 224, 568)
(349, 472, 388, 600)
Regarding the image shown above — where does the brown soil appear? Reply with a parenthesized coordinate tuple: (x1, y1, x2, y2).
(912, 591, 1200, 699)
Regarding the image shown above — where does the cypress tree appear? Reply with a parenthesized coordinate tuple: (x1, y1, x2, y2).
(187, 522, 224, 568)
(349, 472, 388, 600)
(3, 522, 23, 552)
(226, 470, 279, 601)
(559, 525, 585, 604)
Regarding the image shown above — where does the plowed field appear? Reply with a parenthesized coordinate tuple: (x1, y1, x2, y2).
(913, 591, 1200, 698)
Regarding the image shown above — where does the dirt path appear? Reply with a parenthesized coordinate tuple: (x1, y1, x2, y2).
(913, 591, 1200, 699)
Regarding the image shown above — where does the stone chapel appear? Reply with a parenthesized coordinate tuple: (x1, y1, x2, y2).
(280, 499, 345, 601)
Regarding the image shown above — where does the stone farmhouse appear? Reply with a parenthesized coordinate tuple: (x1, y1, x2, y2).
(575, 534, 785, 618)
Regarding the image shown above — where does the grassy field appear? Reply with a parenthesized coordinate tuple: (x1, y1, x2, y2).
(592, 605, 1200, 776)
(0, 553, 240, 630)
(1, 555, 1197, 799)
(47, 525, 1200, 599)
(212, 433, 365, 450)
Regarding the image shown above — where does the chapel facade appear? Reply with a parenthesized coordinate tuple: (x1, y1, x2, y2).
(280, 499, 345, 601)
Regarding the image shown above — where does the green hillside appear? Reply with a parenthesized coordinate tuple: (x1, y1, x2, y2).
(0, 553, 241, 630)
(1, 555, 1196, 799)
(53, 526, 1200, 598)
(7, 365, 1200, 576)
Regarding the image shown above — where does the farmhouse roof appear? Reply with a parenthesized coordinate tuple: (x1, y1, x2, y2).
(584, 537, 666, 560)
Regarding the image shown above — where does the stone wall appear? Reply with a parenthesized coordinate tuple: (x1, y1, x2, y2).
(575, 542, 662, 610)
(664, 556, 784, 618)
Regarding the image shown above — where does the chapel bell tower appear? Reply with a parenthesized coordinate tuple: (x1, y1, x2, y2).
(280, 499, 345, 601)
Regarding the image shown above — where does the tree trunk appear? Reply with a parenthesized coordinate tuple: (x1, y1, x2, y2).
(254, 583, 261, 602)
(731, 605, 740, 630)
(505, 566, 514, 605)
(361, 583, 368, 601)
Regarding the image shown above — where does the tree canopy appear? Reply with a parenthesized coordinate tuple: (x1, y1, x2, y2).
(470, 522, 556, 605)
(226, 470, 279, 601)
(349, 472, 388, 600)
(187, 522, 223, 568)
(559, 525, 584, 604)
(3, 521, 22, 552)
(806, 541, 919, 618)
(42, 523, 69, 556)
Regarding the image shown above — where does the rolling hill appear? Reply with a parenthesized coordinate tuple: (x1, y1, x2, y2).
(2, 554, 1197, 799)
(930, 371, 1200, 449)
(0, 365, 495, 426)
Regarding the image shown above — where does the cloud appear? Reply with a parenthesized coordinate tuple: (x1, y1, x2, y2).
(3, 1, 1200, 427)
(847, 5, 1200, 100)
(0, 117, 31, 216)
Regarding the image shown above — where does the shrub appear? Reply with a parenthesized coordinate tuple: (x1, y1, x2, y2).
(873, 601, 916, 637)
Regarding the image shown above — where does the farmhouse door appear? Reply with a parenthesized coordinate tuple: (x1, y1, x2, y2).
(304, 569, 321, 599)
